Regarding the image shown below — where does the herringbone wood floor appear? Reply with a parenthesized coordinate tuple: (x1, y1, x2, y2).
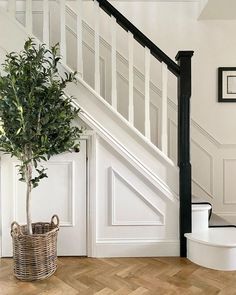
(1, 257, 236, 295)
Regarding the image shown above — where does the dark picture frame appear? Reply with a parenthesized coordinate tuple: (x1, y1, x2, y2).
(218, 67, 236, 102)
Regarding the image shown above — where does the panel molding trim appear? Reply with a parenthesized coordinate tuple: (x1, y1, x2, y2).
(12, 160, 75, 227)
(223, 159, 236, 205)
(191, 139, 214, 197)
(109, 167, 165, 226)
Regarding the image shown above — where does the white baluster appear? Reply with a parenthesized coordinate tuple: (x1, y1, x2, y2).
(43, 0, 49, 45)
(76, 0, 83, 78)
(161, 62, 168, 155)
(111, 16, 117, 109)
(94, 0, 100, 94)
(8, 0, 16, 18)
(60, 0, 66, 64)
(25, 0, 33, 34)
(145, 47, 151, 140)
(128, 31, 134, 125)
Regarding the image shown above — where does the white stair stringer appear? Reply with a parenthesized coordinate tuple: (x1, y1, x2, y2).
(66, 77, 179, 198)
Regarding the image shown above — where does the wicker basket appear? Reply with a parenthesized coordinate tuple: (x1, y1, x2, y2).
(11, 215, 60, 281)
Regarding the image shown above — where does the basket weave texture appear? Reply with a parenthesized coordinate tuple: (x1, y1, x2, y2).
(11, 215, 59, 281)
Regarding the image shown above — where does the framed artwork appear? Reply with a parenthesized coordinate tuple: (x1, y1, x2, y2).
(218, 67, 236, 102)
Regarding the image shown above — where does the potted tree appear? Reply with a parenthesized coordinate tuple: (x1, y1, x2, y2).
(0, 38, 82, 281)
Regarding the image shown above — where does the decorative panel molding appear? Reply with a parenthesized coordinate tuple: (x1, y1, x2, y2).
(191, 139, 213, 197)
(12, 161, 75, 227)
(109, 167, 165, 226)
(223, 159, 236, 205)
(168, 120, 214, 198)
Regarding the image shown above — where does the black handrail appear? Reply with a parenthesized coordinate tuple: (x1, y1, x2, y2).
(94, 0, 180, 77)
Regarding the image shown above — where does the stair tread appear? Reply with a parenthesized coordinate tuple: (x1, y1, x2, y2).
(192, 204, 211, 211)
(185, 228, 236, 247)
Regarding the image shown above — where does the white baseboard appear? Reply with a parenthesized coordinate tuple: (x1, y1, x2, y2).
(93, 239, 180, 258)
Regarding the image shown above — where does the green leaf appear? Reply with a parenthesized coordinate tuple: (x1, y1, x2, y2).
(0, 37, 84, 188)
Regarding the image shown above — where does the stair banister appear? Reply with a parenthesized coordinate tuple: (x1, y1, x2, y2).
(144, 47, 151, 140)
(43, 0, 49, 46)
(76, 0, 83, 78)
(60, 0, 66, 64)
(25, 0, 33, 33)
(94, 0, 101, 94)
(128, 31, 134, 125)
(93, 0, 180, 77)
(111, 15, 117, 110)
(161, 62, 168, 155)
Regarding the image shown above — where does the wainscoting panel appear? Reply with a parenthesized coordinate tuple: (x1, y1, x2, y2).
(1, 141, 87, 257)
(223, 159, 236, 205)
(95, 137, 179, 256)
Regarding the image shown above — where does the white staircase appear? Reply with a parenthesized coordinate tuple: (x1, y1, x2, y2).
(0, 0, 181, 258)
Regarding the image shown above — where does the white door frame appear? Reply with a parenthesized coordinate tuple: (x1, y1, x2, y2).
(85, 131, 97, 257)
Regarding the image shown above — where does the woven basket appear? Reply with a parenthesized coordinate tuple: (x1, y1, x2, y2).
(11, 215, 59, 281)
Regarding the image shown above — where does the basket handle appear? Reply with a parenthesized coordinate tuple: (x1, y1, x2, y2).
(51, 214, 59, 227)
(11, 221, 22, 236)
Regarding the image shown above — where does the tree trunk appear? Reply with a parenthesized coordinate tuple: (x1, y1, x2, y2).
(25, 152, 33, 235)
(26, 174, 32, 235)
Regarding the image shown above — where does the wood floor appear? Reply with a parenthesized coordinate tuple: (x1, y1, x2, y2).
(1, 257, 236, 295)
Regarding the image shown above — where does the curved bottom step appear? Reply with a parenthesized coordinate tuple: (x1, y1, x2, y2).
(185, 228, 236, 271)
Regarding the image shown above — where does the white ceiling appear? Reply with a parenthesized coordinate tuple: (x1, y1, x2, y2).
(199, 0, 236, 20)
(110, 0, 200, 2)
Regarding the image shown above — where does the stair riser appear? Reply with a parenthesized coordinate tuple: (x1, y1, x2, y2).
(187, 239, 236, 271)
(192, 204, 211, 232)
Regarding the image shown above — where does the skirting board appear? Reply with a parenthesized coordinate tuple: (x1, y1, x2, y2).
(94, 240, 180, 257)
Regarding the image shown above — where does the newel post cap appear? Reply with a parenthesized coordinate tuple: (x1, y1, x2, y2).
(175, 51, 194, 61)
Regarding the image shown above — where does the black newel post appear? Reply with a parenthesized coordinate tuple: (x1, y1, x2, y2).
(175, 51, 194, 257)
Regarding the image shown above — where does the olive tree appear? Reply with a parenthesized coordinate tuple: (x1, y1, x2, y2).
(0, 39, 82, 234)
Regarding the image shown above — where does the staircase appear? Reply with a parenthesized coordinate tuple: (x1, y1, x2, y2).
(0, 0, 235, 270)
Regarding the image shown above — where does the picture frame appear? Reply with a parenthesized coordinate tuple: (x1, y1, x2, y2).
(218, 67, 236, 102)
